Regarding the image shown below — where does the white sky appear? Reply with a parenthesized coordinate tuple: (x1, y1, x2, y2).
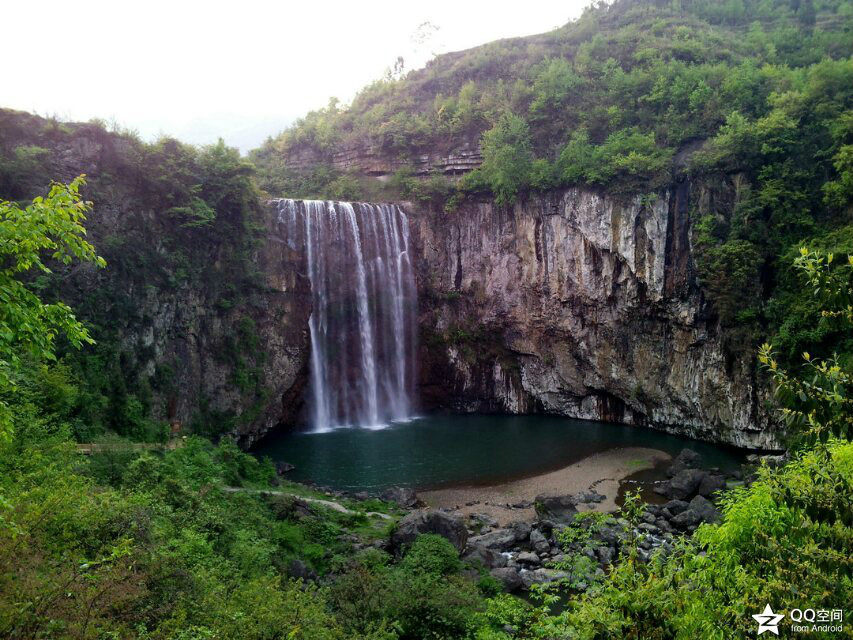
(3, 1, 590, 152)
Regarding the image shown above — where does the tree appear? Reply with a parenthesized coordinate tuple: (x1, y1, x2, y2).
(0, 176, 105, 436)
(759, 247, 853, 443)
(463, 112, 534, 206)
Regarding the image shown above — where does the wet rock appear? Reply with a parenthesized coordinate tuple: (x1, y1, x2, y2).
(380, 486, 421, 509)
(597, 524, 626, 547)
(519, 568, 567, 590)
(463, 543, 507, 569)
(275, 461, 295, 475)
(529, 528, 551, 556)
(662, 499, 690, 516)
(515, 551, 540, 565)
(508, 521, 532, 542)
(671, 495, 721, 529)
(353, 491, 370, 501)
(696, 474, 726, 498)
(666, 449, 702, 477)
(469, 528, 518, 551)
(391, 510, 468, 553)
(512, 499, 533, 509)
(655, 468, 707, 500)
(534, 494, 579, 524)
(637, 522, 659, 535)
(490, 567, 522, 592)
(655, 518, 674, 533)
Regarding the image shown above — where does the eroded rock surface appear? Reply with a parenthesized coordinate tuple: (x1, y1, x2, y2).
(409, 187, 778, 448)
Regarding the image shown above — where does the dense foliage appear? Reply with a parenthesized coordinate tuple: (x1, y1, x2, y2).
(253, 0, 852, 201)
(0, 111, 270, 442)
(0, 177, 105, 436)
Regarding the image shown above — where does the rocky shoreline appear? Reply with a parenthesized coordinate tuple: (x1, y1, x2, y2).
(277, 445, 777, 594)
(377, 447, 750, 593)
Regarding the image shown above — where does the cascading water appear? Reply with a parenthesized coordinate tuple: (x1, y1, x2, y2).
(274, 199, 417, 431)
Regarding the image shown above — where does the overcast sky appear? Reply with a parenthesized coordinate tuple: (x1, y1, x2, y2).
(3, 1, 591, 152)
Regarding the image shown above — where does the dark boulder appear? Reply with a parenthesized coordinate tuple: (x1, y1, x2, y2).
(671, 495, 721, 529)
(534, 494, 579, 524)
(696, 474, 726, 498)
(463, 543, 507, 569)
(287, 558, 317, 581)
(508, 521, 532, 542)
(655, 468, 707, 500)
(662, 499, 690, 516)
(380, 486, 421, 509)
(275, 461, 296, 475)
(391, 510, 468, 553)
(490, 567, 522, 592)
(666, 449, 702, 477)
(529, 528, 551, 556)
(470, 521, 530, 552)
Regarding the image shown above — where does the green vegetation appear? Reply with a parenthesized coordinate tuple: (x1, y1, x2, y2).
(0, 176, 105, 436)
(0, 111, 270, 440)
(471, 246, 853, 639)
(253, 0, 851, 202)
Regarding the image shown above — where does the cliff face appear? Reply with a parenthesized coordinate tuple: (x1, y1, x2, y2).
(407, 182, 778, 449)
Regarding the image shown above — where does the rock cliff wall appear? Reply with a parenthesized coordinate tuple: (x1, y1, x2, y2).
(407, 184, 778, 449)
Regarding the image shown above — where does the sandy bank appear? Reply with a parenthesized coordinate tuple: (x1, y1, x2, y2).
(420, 447, 671, 526)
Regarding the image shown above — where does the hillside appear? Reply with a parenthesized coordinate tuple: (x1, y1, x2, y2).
(253, 0, 853, 366)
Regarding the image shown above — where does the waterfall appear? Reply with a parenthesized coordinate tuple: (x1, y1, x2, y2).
(274, 199, 417, 431)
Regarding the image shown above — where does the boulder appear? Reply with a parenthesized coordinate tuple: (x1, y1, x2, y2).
(534, 494, 579, 524)
(662, 499, 690, 516)
(596, 546, 614, 565)
(519, 568, 568, 590)
(508, 521, 532, 542)
(574, 490, 606, 504)
(468, 513, 499, 530)
(380, 486, 421, 509)
(666, 449, 702, 477)
(463, 543, 507, 569)
(490, 567, 522, 592)
(529, 528, 551, 556)
(287, 558, 316, 581)
(275, 461, 295, 475)
(671, 495, 721, 529)
(696, 474, 726, 498)
(391, 510, 468, 553)
(655, 468, 707, 500)
(469, 528, 518, 551)
(515, 551, 540, 565)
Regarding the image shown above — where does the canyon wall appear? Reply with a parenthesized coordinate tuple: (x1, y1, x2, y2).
(407, 182, 778, 449)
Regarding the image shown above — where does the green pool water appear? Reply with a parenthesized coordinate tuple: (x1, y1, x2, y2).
(251, 414, 745, 492)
